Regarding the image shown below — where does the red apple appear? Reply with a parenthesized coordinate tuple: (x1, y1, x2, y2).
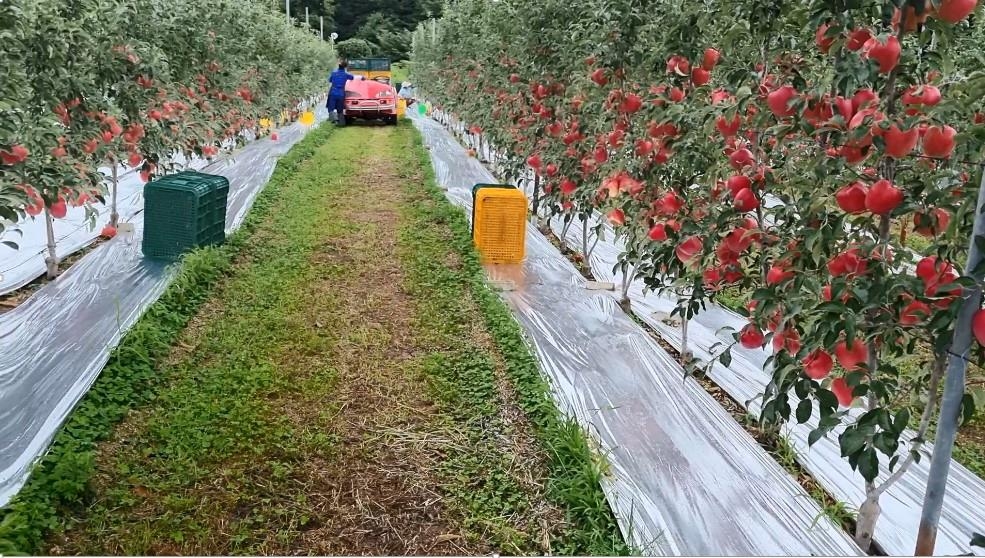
(831, 377, 855, 407)
(607, 208, 625, 226)
(619, 93, 643, 114)
(0, 144, 28, 165)
(902, 85, 942, 115)
(865, 179, 903, 215)
(852, 89, 879, 112)
(913, 208, 951, 237)
(729, 148, 755, 170)
(724, 227, 753, 253)
(702, 48, 721, 70)
(901, 300, 932, 325)
(49, 199, 68, 219)
(590, 68, 608, 86)
(666, 55, 690, 75)
(804, 350, 834, 380)
(766, 265, 794, 286)
(734, 188, 759, 211)
(847, 28, 873, 51)
(773, 328, 802, 354)
(835, 339, 868, 371)
(739, 323, 765, 349)
(100, 225, 118, 239)
(828, 248, 869, 278)
(767, 85, 798, 118)
(936, 0, 978, 23)
(716, 114, 741, 137)
(649, 223, 669, 241)
(863, 35, 901, 74)
(835, 182, 869, 214)
(973, 309, 985, 347)
(815, 23, 835, 53)
(883, 124, 919, 158)
(923, 125, 957, 159)
(560, 178, 577, 195)
(676, 236, 703, 266)
(726, 176, 752, 198)
(692, 68, 711, 87)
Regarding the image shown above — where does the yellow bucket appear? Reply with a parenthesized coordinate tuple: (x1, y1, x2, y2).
(397, 98, 407, 118)
(299, 111, 315, 126)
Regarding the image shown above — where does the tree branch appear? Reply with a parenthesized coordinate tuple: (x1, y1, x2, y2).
(871, 356, 946, 500)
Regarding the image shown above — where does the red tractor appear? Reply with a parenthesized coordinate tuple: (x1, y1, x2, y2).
(344, 78, 398, 125)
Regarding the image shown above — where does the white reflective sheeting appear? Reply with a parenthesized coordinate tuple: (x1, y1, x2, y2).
(0, 108, 327, 507)
(530, 175, 985, 558)
(412, 112, 864, 556)
(429, 112, 985, 557)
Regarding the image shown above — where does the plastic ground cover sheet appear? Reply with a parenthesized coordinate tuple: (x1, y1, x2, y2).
(411, 112, 863, 555)
(0, 108, 327, 507)
(0, 100, 321, 296)
(0, 155, 210, 295)
(428, 120, 985, 556)
(527, 190, 985, 558)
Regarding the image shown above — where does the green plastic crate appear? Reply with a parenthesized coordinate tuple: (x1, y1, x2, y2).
(142, 170, 229, 260)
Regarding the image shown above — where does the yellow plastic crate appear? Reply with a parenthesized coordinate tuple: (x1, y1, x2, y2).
(473, 186, 527, 263)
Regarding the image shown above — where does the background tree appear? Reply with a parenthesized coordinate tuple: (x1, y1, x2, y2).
(335, 38, 375, 59)
(316, 0, 442, 60)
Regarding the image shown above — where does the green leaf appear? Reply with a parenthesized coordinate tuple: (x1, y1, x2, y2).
(796, 399, 813, 424)
(971, 533, 985, 548)
(873, 432, 900, 457)
(816, 389, 838, 413)
(808, 427, 826, 447)
(794, 378, 810, 399)
(720, 349, 732, 368)
(961, 393, 977, 426)
(893, 408, 911, 435)
(858, 448, 879, 482)
(839, 429, 866, 457)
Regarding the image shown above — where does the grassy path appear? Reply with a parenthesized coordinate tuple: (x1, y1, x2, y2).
(35, 122, 624, 555)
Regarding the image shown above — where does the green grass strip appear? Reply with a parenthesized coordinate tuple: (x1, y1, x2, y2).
(397, 124, 630, 555)
(0, 123, 335, 555)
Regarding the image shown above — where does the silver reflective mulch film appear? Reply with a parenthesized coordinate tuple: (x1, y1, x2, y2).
(411, 111, 864, 556)
(0, 108, 327, 507)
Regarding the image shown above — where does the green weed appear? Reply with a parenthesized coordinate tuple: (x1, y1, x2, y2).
(0, 123, 336, 555)
(395, 122, 629, 555)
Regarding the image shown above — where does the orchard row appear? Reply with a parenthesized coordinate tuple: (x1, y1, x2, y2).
(0, 0, 333, 250)
(411, 0, 983, 551)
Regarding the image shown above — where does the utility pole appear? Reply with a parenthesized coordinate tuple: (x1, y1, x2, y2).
(305, 6, 309, 28)
(320, 16, 324, 40)
(285, 0, 289, 24)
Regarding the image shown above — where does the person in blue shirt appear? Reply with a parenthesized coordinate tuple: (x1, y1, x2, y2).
(326, 59, 363, 126)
